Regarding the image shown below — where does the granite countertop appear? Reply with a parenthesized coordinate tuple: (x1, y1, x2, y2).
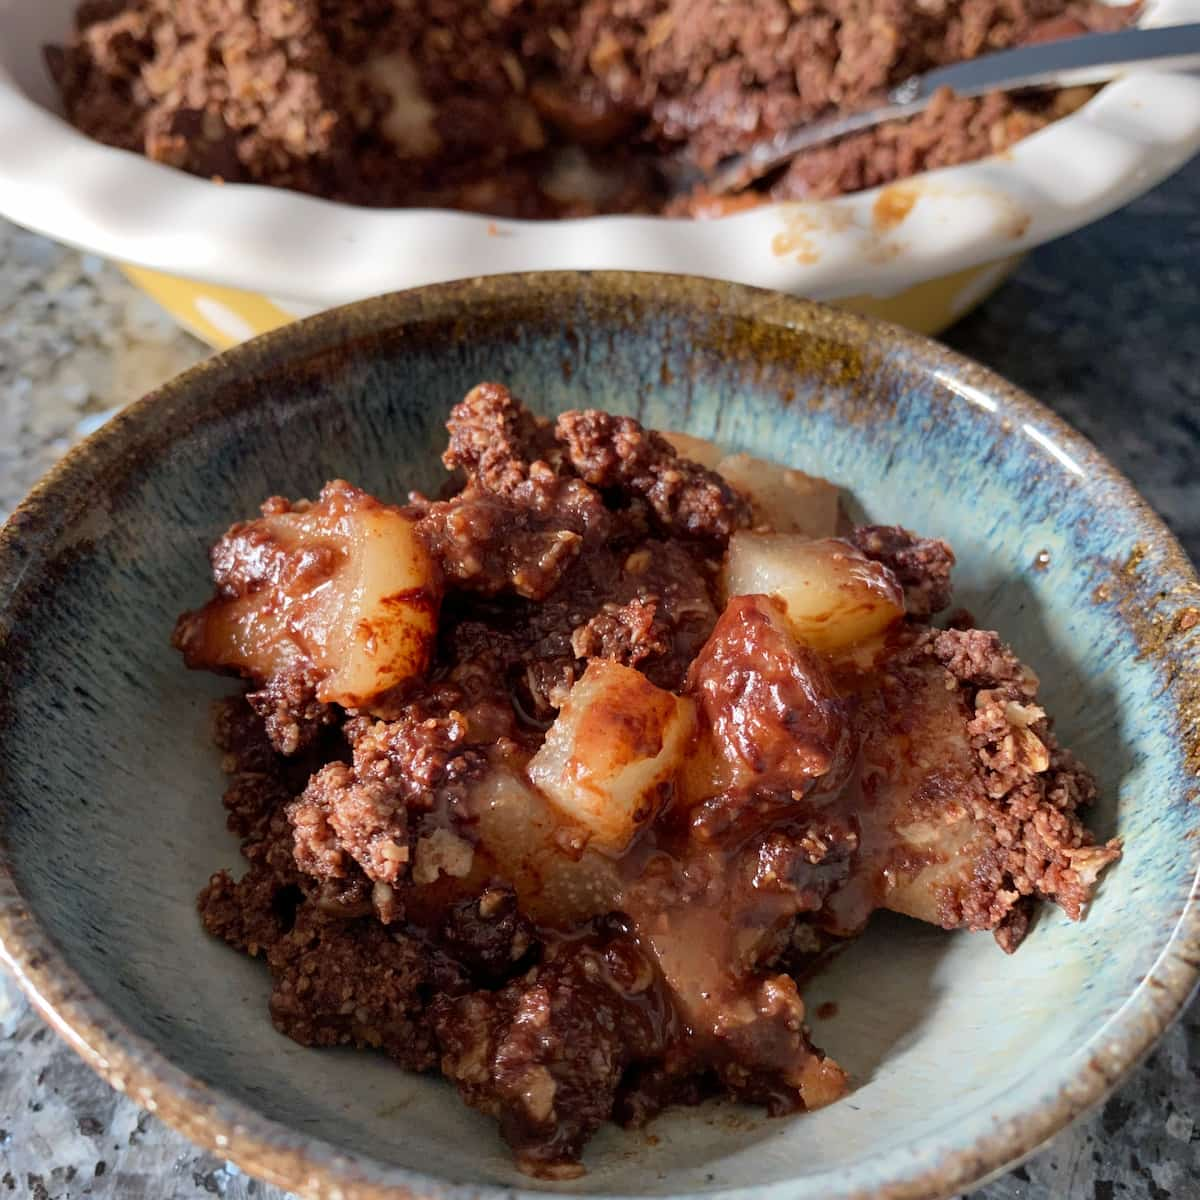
(1, 159, 1198, 1200)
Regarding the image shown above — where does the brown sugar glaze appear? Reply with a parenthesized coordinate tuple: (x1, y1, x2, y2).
(176, 383, 1119, 1176)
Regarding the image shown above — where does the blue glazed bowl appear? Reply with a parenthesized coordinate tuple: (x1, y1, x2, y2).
(1, 274, 1198, 1200)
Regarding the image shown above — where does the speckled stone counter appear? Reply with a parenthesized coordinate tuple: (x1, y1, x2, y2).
(2, 158, 1198, 1200)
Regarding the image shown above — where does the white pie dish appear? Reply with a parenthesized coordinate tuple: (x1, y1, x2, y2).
(0, 0, 1198, 347)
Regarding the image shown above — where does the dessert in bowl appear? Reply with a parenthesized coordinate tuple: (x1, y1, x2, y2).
(173, 380, 1121, 1178)
(0, 275, 1198, 1200)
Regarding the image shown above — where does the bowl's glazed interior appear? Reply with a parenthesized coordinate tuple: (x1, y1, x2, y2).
(1, 275, 1198, 1200)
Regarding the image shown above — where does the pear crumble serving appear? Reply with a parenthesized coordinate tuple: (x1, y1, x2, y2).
(176, 383, 1120, 1177)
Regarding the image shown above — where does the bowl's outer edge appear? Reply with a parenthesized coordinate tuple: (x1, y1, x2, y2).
(1, 273, 1199, 1200)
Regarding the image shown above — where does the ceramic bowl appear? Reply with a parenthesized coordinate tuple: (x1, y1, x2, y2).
(1, 275, 1198, 1200)
(2, 2, 1200, 347)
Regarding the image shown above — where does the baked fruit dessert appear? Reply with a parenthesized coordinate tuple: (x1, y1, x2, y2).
(176, 383, 1120, 1176)
(53, 1, 1137, 216)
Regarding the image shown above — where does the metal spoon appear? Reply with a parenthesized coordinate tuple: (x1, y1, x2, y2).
(685, 21, 1200, 200)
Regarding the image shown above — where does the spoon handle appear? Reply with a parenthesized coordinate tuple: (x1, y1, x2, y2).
(913, 21, 1200, 102)
(703, 22, 1200, 198)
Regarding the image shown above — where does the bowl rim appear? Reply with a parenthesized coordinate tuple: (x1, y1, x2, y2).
(1, 1, 1200, 306)
(1, 272, 1199, 1200)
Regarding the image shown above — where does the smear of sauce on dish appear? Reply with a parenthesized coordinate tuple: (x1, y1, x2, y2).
(771, 205, 853, 263)
(772, 229, 820, 263)
(873, 185, 918, 231)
